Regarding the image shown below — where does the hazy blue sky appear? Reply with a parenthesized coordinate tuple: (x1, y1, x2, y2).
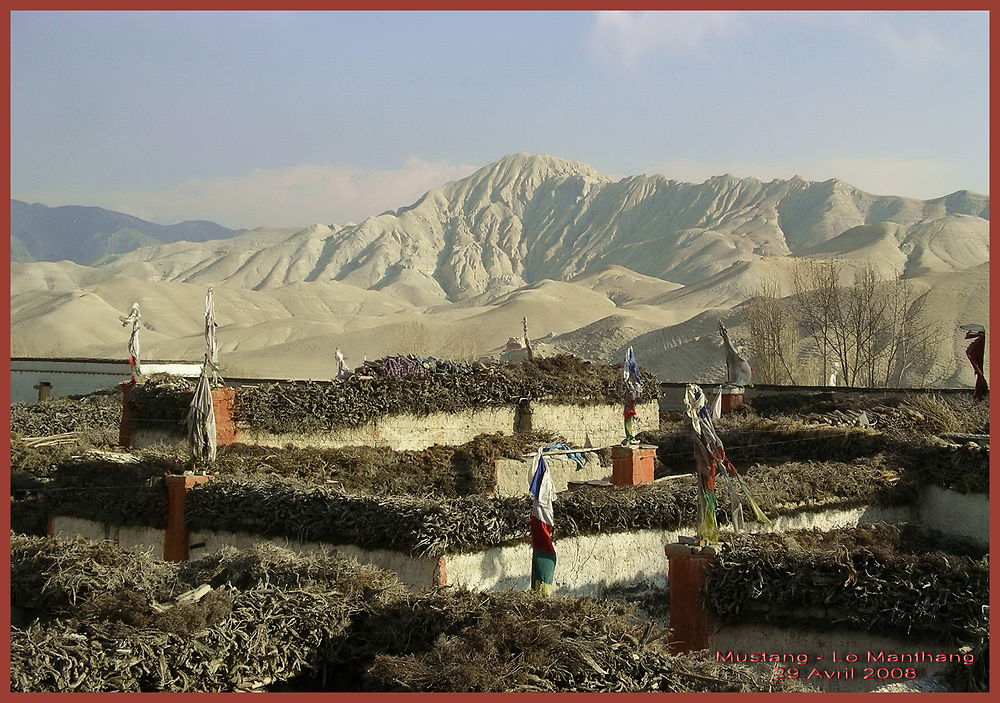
(11, 10, 989, 228)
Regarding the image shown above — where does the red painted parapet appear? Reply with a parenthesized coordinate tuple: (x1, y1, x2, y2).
(611, 444, 656, 486)
(121, 385, 237, 449)
(119, 383, 134, 448)
(164, 474, 211, 561)
(433, 556, 448, 587)
(721, 389, 744, 414)
(211, 387, 237, 446)
(665, 546, 717, 653)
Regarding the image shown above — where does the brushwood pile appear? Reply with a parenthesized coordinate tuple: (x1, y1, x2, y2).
(10, 536, 810, 693)
(706, 523, 988, 644)
(10, 389, 121, 439)
(706, 523, 989, 692)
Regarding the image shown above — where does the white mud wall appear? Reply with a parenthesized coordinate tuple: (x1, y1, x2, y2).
(44, 490, 983, 596)
(527, 402, 656, 448)
(494, 454, 610, 496)
(49, 515, 163, 557)
(916, 486, 988, 545)
(235, 407, 518, 451)
(186, 528, 442, 589)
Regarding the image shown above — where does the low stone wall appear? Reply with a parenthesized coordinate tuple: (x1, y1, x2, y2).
(443, 503, 913, 594)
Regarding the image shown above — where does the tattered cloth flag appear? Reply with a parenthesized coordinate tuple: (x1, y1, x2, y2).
(710, 387, 723, 421)
(336, 347, 346, 378)
(684, 384, 768, 543)
(529, 450, 556, 595)
(543, 442, 586, 469)
(719, 320, 753, 387)
(623, 346, 643, 443)
(204, 287, 221, 385)
(187, 363, 217, 466)
(961, 324, 989, 402)
(118, 303, 143, 383)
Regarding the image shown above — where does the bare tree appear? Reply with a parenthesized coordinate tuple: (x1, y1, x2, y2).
(396, 321, 433, 356)
(791, 262, 944, 388)
(741, 277, 798, 384)
(791, 260, 844, 385)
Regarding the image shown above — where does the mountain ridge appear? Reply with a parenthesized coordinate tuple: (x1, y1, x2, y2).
(90, 153, 989, 302)
(10, 199, 244, 265)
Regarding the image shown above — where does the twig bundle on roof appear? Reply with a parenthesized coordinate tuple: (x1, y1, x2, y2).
(10, 391, 121, 438)
(182, 457, 907, 556)
(704, 523, 988, 645)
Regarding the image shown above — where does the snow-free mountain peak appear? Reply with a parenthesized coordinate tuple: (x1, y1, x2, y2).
(80, 154, 990, 304)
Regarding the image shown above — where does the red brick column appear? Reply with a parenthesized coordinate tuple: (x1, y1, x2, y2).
(721, 389, 744, 414)
(164, 475, 211, 561)
(665, 546, 717, 653)
(433, 556, 448, 587)
(611, 445, 656, 486)
(118, 383, 134, 448)
(211, 387, 237, 446)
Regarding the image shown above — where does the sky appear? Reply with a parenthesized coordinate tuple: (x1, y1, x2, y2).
(10, 10, 990, 229)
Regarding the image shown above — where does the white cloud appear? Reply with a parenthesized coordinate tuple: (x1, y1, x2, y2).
(588, 11, 742, 68)
(841, 12, 954, 63)
(17, 158, 479, 229)
(647, 155, 984, 200)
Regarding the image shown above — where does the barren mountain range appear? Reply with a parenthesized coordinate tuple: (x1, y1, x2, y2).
(10, 153, 990, 387)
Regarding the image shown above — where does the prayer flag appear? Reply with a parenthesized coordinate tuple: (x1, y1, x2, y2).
(529, 451, 556, 594)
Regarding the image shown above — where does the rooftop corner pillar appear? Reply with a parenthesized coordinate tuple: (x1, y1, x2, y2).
(118, 382, 134, 448)
(611, 444, 656, 486)
(211, 387, 237, 445)
(721, 386, 745, 414)
(164, 475, 211, 562)
(665, 543, 717, 653)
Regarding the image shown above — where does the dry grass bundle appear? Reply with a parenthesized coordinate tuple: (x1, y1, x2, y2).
(10, 534, 177, 613)
(642, 414, 987, 495)
(706, 523, 988, 645)
(11, 589, 356, 692)
(640, 415, 887, 469)
(10, 389, 122, 438)
(11, 495, 48, 536)
(10, 538, 408, 692)
(748, 390, 988, 438)
(77, 587, 235, 636)
(183, 457, 906, 557)
(125, 374, 193, 432)
(899, 393, 988, 435)
(39, 457, 171, 528)
(184, 476, 530, 556)
(896, 441, 989, 494)
(361, 590, 810, 693)
(741, 456, 913, 512)
(176, 543, 408, 603)
(210, 431, 559, 497)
